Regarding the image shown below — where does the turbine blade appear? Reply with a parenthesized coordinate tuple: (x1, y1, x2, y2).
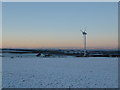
(84, 26, 87, 32)
(80, 28, 83, 32)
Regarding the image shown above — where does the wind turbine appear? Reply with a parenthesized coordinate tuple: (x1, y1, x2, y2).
(80, 27, 87, 57)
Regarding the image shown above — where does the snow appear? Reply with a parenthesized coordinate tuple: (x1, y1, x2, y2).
(0, 57, 2, 89)
(2, 53, 37, 58)
(2, 57, 118, 88)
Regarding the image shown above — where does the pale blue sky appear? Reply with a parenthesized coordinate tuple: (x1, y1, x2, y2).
(0, 2, 2, 48)
(2, 2, 118, 49)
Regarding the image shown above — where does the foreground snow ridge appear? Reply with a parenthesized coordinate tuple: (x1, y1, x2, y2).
(3, 57, 118, 88)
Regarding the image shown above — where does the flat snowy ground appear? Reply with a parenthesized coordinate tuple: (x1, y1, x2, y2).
(2, 57, 118, 88)
(0, 57, 2, 89)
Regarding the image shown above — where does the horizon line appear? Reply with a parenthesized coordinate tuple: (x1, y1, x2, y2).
(0, 47, 118, 50)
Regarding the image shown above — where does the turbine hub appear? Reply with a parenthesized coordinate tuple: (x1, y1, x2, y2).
(83, 32, 87, 35)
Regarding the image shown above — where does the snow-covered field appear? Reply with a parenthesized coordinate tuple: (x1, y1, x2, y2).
(0, 57, 2, 89)
(2, 56, 118, 88)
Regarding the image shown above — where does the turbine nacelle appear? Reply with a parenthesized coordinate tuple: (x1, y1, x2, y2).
(82, 31, 87, 35)
(80, 27, 87, 35)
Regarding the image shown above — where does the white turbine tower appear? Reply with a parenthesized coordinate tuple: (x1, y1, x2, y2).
(80, 27, 87, 57)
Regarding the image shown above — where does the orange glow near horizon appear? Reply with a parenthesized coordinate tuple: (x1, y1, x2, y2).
(2, 38, 118, 49)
